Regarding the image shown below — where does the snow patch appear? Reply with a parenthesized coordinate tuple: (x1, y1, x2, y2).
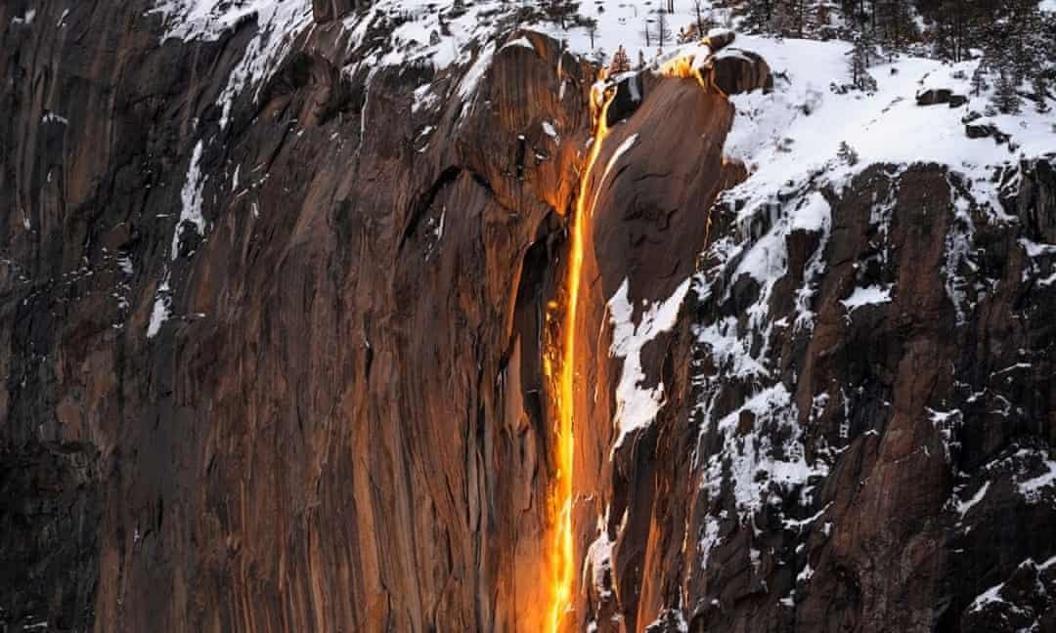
(1019, 458, 1056, 503)
(841, 285, 892, 310)
(955, 480, 991, 518)
(171, 140, 207, 259)
(608, 277, 691, 450)
(146, 276, 172, 339)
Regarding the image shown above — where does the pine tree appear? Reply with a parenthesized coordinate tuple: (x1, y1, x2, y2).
(970, 59, 988, 97)
(933, 0, 968, 62)
(772, 0, 805, 38)
(875, 0, 914, 57)
(848, 28, 878, 91)
(840, 0, 870, 37)
(993, 67, 1020, 114)
(802, 0, 833, 39)
(979, 0, 1051, 110)
(1032, 74, 1051, 113)
(744, 0, 774, 34)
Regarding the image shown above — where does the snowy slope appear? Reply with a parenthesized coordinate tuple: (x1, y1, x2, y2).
(724, 35, 1056, 220)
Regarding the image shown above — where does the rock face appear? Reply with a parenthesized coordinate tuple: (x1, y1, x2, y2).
(1, 2, 1054, 633)
(0, 3, 591, 629)
(312, 0, 358, 23)
(672, 163, 1056, 633)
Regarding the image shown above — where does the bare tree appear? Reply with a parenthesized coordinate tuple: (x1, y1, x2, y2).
(585, 17, 598, 48)
(641, 17, 652, 48)
(655, 9, 672, 51)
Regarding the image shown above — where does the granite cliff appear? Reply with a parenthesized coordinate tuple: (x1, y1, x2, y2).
(1, 1, 1054, 632)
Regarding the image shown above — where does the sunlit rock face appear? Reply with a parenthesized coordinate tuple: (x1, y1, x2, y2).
(0, 4, 591, 629)
(1, 2, 1054, 633)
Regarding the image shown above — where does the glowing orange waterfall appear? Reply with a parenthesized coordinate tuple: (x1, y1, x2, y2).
(544, 81, 614, 633)
(542, 48, 706, 630)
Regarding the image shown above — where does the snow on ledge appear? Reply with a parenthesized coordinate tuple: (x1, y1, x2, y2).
(608, 277, 692, 451)
(841, 285, 892, 311)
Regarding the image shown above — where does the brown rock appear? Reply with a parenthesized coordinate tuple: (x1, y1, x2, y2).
(708, 48, 773, 96)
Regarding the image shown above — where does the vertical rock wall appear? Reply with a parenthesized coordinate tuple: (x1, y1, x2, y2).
(1, 2, 1053, 632)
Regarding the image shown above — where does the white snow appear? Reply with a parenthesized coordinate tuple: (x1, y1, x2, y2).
(500, 35, 534, 52)
(583, 511, 614, 599)
(973, 447, 1056, 506)
(955, 480, 991, 518)
(146, 277, 172, 338)
(722, 36, 1056, 221)
(968, 558, 1053, 614)
(542, 120, 559, 142)
(604, 132, 633, 182)
(841, 285, 892, 310)
(456, 41, 496, 105)
(41, 112, 69, 125)
(1018, 458, 1056, 503)
(532, 0, 729, 64)
(152, 0, 313, 129)
(412, 82, 439, 114)
(680, 30, 1055, 572)
(704, 383, 825, 519)
(968, 579, 1007, 613)
(12, 9, 36, 25)
(118, 255, 134, 276)
(171, 140, 207, 259)
(608, 276, 691, 450)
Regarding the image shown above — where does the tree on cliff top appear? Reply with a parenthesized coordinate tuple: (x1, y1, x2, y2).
(848, 28, 879, 91)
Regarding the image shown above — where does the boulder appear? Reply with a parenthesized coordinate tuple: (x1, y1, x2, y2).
(708, 48, 773, 95)
(916, 87, 967, 107)
(965, 123, 996, 139)
(704, 27, 736, 52)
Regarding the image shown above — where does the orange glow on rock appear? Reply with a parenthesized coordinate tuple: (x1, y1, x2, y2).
(543, 80, 615, 633)
(658, 49, 708, 88)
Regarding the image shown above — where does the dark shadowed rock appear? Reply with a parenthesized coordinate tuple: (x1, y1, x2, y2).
(917, 87, 967, 107)
(607, 71, 646, 127)
(708, 48, 773, 95)
(312, 0, 359, 22)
